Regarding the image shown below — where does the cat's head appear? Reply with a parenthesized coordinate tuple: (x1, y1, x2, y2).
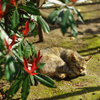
(63, 50, 91, 76)
(68, 52, 91, 76)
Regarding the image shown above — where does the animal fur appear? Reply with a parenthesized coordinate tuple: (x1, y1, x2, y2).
(39, 47, 91, 79)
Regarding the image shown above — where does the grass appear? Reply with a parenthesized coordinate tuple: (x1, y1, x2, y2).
(26, 34, 100, 100)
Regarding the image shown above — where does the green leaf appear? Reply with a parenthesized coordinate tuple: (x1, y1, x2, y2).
(73, 8, 84, 23)
(21, 75, 30, 100)
(0, 52, 4, 64)
(0, 26, 9, 50)
(38, 16, 50, 33)
(19, 6, 41, 15)
(60, 9, 70, 34)
(29, 43, 37, 57)
(30, 75, 34, 86)
(36, 63, 45, 73)
(34, 73, 56, 88)
(24, 41, 30, 59)
(13, 50, 24, 67)
(11, 9, 19, 32)
(48, 9, 59, 24)
(69, 11, 77, 38)
(5, 55, 19, 82)
(0, 67, 2, 79)
(7, 73, 25, 99)
(32, 30, 37, 37)
(18, 41, 24, 57)
(29, 23, 36, 33)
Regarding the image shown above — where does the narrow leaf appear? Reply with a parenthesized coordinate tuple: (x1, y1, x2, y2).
(7, 73, 25, 99)
(30, 75, 34, 86)
(0, 52, 5, 64)
(34, 73, 56, 88)
(21, 75, 30, 100)
(60, 9, 70, 34)
(24, 41, 30, 59)
(13, 50, 24, 67)
(36, 63, 45, 73)
(11, 9, 19, 32)
(29, 23, 36, 33)
(5, 55, 19, 82)
(18, 41, 24, 57)
(73, 8, 84, 23)
(48, 9, 59, 24)
(38, 16, 50, 33)
(19, 6, 41, 15)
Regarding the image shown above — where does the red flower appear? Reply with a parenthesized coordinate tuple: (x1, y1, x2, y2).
(0, 0, 3, 19)
(36, 50, 42, 64)
(4, 35, 16, 51)
(0, 0, 17, 20)
(10, 0, 17, 8)
(23, 57, 39, 75)
(72, 0, 77, 3)
(22, 21, 30, 37)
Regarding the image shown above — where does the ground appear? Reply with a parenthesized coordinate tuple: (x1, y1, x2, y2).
(0, 3, 100, 100)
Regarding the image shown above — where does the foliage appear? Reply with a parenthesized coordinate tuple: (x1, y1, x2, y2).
(0, 0, 85, 99)
(45, 0, 84, 38)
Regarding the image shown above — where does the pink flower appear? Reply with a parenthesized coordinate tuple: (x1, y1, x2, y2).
(23, 57, 39, 75)
(4, 35, 16, 51)
(22, 21, 30, 38)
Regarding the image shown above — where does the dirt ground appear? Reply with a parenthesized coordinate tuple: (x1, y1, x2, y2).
(0, 3, 100, 100)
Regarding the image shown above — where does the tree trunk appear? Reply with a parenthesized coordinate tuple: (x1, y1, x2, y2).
(4, 15, 9, 36)
(38, 24, 44, 42)
(32, 0, 45, 42)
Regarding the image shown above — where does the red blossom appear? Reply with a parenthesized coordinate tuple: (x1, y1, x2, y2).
(0, 0, 17, 20)
(23, 57, 39, 75)
(4, 35, 16, 51)
(22, 21, 30, 38)
(25, 21, 30, 34)
(10, 0, 17, 8)
(72, 0, 77, 3)
(36, 50, 42, 64)
(0, 0, 3, 19)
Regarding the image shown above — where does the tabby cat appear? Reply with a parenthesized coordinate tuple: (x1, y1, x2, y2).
(39, 47, 91, 79)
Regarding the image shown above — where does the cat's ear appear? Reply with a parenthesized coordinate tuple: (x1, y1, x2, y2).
(84, 56, 92, 61)
(71, 53, 77, 60)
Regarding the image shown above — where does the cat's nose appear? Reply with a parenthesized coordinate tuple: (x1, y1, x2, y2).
(80, 70, 87, 76)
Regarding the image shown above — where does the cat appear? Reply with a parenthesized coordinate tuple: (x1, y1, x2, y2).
(39, 47, 91, 79)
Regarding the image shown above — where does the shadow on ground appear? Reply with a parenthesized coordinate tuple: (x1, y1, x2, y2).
(38, 86, 100, 100)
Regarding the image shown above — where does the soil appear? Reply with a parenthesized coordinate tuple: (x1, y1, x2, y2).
(0, 3, 100, 100)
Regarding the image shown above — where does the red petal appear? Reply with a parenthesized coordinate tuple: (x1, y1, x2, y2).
(4, 3, 11, 13)
(21, 27, 25, 35)
(30, 58, 36, 73)
(0, 0, 3, 19)
(4, 38, 8, 49)
(30, 73, 38, 76)
(24, 67, 30, 74)
(38, 50, 40, 58)
(72, 0, 77, 3)
(23, 57, 28, 69)
(10, 0, 17, 7)
(25, 21, 30, 34)
(9, 35, 16, 50)
(0, 0, 2, 13)
(33, 65, 39, 71)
